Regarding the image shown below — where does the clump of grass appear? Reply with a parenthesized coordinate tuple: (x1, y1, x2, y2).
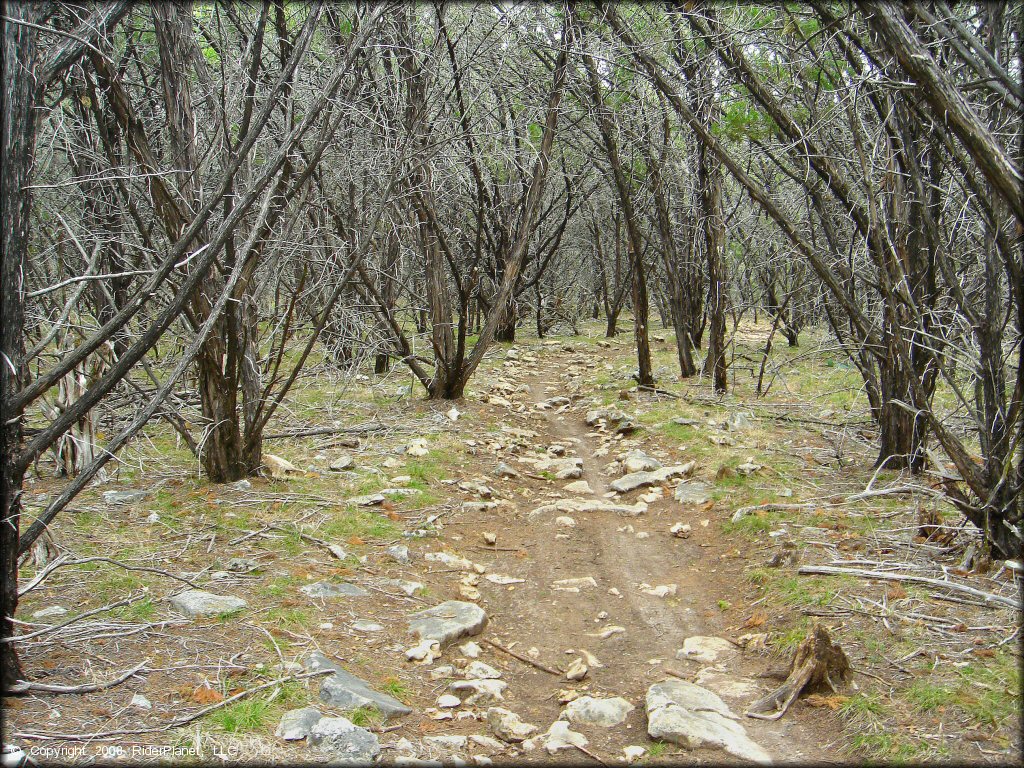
(345, 705, 383, 728)
(211, 699, 271, 733)
(907, 679, 956, 712)
(264, 605, 312, 630)
(111, 597, 156, 622)
(645, 741, 669, 759)
(838, 692, 888, 722)
(380, 677, 410, 703)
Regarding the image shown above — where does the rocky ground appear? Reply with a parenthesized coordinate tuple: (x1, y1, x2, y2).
(5, 326, 1021, 765)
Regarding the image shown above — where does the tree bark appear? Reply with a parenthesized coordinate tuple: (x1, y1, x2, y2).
(0, 0, 40, 690)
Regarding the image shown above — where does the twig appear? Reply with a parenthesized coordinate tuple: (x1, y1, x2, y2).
(7, 660, 148, 694)
(2, 594, 144, 643)
(17, 553, 72, 597)
(797, 565, 1021, 610)
(851, 666, 892, 686)
(575, 743, 611, 766)
(481, 638, 561, 676)
(55, 556, 203, 589)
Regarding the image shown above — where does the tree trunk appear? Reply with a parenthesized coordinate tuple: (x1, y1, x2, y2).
(1, 0, 40, 688)
(632, 252, 656, 387)
(699, 140, 728, 393)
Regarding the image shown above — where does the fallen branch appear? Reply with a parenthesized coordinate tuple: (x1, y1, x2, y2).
(6, 660, 148, 695)
(2, 594, 145, 643)
(12, 669, 332, 741)
(482, 638, 561, 676)
(797, 565, 1021, 610)
(17, 553, 72, 597)
(264, 422, 387, 439)
(636, 385, 680, 399)
(56, 556, 203, 589)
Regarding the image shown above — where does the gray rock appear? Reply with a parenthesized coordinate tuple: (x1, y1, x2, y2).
(726, 412, 753, 431)
(352, 621, 385, 633)
(646, 680, 770, 763)
(226, 557, 258, 573)
(560, 695, 634, 727)
(305, 651, 413, 719)
(562, 480, 593, 494)
(349, 493, 385, 507)
(229, 479, 252, 490)
(424, 734, 468, 750)
(276, 706, 323, 740)
(308, 716, 381, 762)
(535, 456, 583, 480)
(610, 463, 695, 493)
(381, 488, 421, 498)
(585, 408, 629, 427)
(130, 693, 152, 710)
(622, 451, 662, 474)
(383, 578, 424, 596)
(449, 679, 507, 705)
(168, 590, 247, 618)
(409, 601, 487, 646)
(676, 636, 738, 664)
(486, 707, 537, 743)
(329, 455, 354, 471)
(32, 606, 67, 619)
(672, 417, 700, 426)
(693, 667, 764, 701)
(102, 489, 149, 505)
(387, 545, 411, 564)
(300, 581, 368, 599)
(463, 661, 501, 680)
(541, 721, 588, 755)
(674, 481, 711, 505)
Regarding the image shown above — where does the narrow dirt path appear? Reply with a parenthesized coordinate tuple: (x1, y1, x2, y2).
(443, 342, 836, 763)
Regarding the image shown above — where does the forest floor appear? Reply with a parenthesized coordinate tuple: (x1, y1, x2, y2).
(5, 319, 1021, 765)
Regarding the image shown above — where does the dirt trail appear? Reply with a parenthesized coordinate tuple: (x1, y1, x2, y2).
(443, 343, 835, 763)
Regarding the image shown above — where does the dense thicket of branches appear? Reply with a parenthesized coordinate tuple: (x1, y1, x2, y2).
(2, 1, 1020, 686)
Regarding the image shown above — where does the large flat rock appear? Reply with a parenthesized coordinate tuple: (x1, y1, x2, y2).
(408, 600, 487, 646)
(168, 590, 247, 618)
(529, 498, 647, 518)
(305, 652, 412, 719)
(300, 581, 368, 599)
(674, 480, 711, 505)
(646, 680, 770, 763)
(611, 463, 695, 493)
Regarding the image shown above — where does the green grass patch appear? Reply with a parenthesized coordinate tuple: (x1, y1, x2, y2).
(210, 698, 271, 733)
(380, 677, 411, 703)
(321, 507, 399, 541)
(345, 705, 384, 728)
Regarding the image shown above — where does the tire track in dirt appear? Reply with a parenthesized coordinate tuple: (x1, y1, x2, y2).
(443, 344, 831, 762)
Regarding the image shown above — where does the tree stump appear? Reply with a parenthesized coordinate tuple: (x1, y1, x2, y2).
(745, 624, 850, 720)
